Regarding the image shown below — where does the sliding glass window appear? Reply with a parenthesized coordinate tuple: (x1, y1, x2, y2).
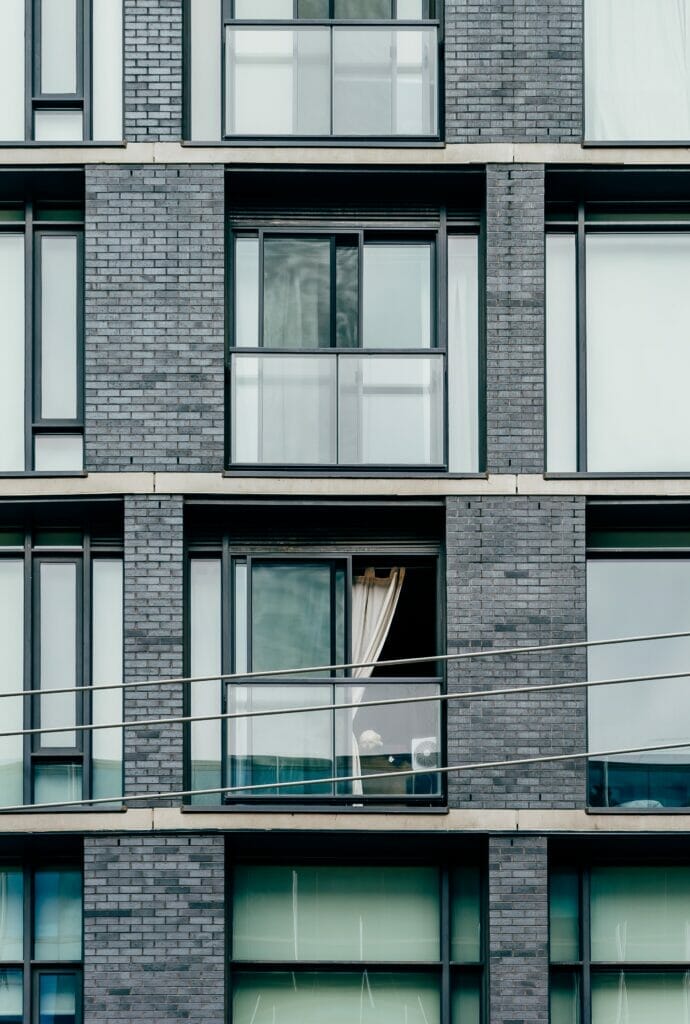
(0, 200, 84, 473)
(186, 0, 440, 141)
(0, 0, 123, 143)
(228, 227, 480, 471)
(0, 527, 123, 809)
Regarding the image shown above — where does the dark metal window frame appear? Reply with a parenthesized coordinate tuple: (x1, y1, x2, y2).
(184, 538, 446, 809)
(0, 856, 83, 1024)
(27, 0, 91, 142)
(0, 527, 123, 807)
(226, 853, 487, 1024)
(226, 212, 483, 473)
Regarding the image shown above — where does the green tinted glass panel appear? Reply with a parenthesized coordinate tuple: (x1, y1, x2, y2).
(591, 867, 690, 962)
(34, 869, 82, 961)
(550, 970, 580, 1024)
(591, 973, 690, 1023)
(0, 532, 24, 547)
(34, 531, 82, 547)
(0, 969, 22, 1023)
(0, 870, 22, 961)
(451, 866, 481, 962)
(451, 974, 481, 1024)
(0, 209, 24, 223)
(33, 204, 84, 222)
(588, 529, 690, 549)
(550, 870, 580, 962)
(38, 973, 77, 1024)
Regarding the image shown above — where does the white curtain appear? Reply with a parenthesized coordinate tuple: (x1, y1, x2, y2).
(348, 567, 405, 795)
(586, 0, 690, 141)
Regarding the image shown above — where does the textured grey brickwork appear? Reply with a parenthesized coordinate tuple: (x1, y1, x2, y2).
(84, 834, 225, 1023)
(85, 164, 225, 472)
(446, 496, 587, 808)
(486, 165, 545, 474)
(123, 495, 184, 802)
(445, 0, 583, 142)
(124, 0, 183, 141)
(489, 836, 549, 1024)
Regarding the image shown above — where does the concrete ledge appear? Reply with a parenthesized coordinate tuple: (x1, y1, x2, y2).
(153, 473, 516, 497)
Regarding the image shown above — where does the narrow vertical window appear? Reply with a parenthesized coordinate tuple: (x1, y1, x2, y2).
(447, 235, 480, 473)
(91, 559, 123, 801)
(0, 235, 26, 472)
(545, 233, 577, 473)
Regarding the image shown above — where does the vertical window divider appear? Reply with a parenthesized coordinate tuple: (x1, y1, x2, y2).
(24, 202, 34, 472)
(581, 868, 591, 1024)
(576, 201, 588, 472)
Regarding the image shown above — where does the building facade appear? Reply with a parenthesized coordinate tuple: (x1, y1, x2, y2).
(1, 1, 690, 1022)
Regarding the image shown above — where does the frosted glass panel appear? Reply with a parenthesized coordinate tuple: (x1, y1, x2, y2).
(40, 0, 78, 94)
(0, 969, 22, 1022)
(41, 236, 78, 419)
(38, 975, 77, 1024)
(585, 0, 690, 142)
(0, 870, 23, 961)
(0, 563, 24, 808)
(451, 866, 482, 962)
(591, 973, 690, 1023)
(363, 244, 431, 348)
(226, 28, 331, 136)
(34, 436, 84, 473)
(190, 0, 221, 140)
(0, 235, 25, 472)
(264, 237, 331, 348)
(235, 0, 293, 14)
(92, 560, 123, 801)
(587, 234, 690, 472)
(0, 0, 25, 141)
(190, 559, 222, 804)
(252, 562, 337, 674)
(33, 763, 82, 806)
(591, 868, 690, 961)
(397, 0, 424, 15)
(234, 236, 259, 347)
(34, 870, 82, 961)
(92, 0, 123, 140)
(545, 234, 577, 472)
(339, 355, 443, 465)
(34, 110, 83, 141)
(448, 235, 479, 473)
(234, 865, 440, 961)
(39, 563, 77, 748)
(233, 973, 440, 1024)
(451, 976, 481, 1024)
(550, 870, 580, 962)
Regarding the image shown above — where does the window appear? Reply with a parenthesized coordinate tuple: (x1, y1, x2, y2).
(0, 525, 123, 809)
(0, 858, 82, 1024)
(0, 200, 84, 474)
(228, 227, 480, 471)
(585, 0, 690, 143)
(550, 862, 690, 1024)
(546, 205, 690, 473)
(187, 0, 440, 141)
(187, 543, 443, 806)
(0, 0, 123, 143)
(229, 860, 484, 1024)
(586, 505, 690, 809)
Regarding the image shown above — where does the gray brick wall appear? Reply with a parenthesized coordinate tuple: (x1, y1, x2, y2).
(84, 834, 225, 1024)
(84, 164, 225, 473)
(445, 0, 583, 143)
(446, 495, 587, 809)
(488, 835, 549, 1024)
(124, 0, 183, 142)
(486, 164, 545, 474)
(123, 495, 185, 802)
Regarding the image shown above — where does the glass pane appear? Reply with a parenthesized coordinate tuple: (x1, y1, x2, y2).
(227, 684, 333, 797)
(335, 0, 393, 15)
(34, 110, 83, 142)
(40, 0, 78, 94)
(587, 233, 690, 472)
(234, 236, 259, 347)
(39, 562, 78, 749)
(252, 562, 335, 673)
(34, 436, 84, 473)
(588, 560, 690, 808)
(545, 234, 577, 472)
(336, 682, 441, 796)
(40, 236, 78, 420)
(397, 0, 424, 16)
(0, 969, 22, 1024)
(92, 0, 123, 141)
(33, 763, 82, 807)
(591, 972, 690, 1023)
(298, 0, 329, 15)
(363, 244, 431, 348)
(234, 561, 248, 674)
(335, 242, 358, 348)
(0, 871, 23, 961)
(231, 354, 337, 464)
(0, 563, 23, 807)
(339, 355, 444, 465)
(550, 870, 580, 962)
(448, 235, 479, 472)
(451, 866, 482, 963)
(0, 0, 25, 141)
(91, 560, 123, 802)
(190, 559, 222, 805)
(264, 238, 331, 349)
(34, 870, 82, 961)
(226, 28, 331, 136)
(333, 27, 437, 136)
(233, 972, 440, 1024)
(591, 867, 690, 962)
(235, 0, 294, 15)
(0, 235, 25, 472)
(550, 970, 580, 1024)
(38, 974, 77, 1024)
(233, 865, 440, 961)
(451, 974, 481, 1024)
(585, 0, 690, 142)
(190, 0, 221, 140)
